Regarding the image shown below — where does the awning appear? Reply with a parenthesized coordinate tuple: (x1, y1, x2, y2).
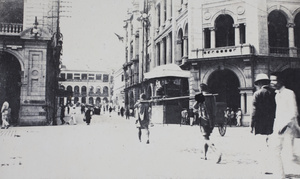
(144, 64, 190, 80)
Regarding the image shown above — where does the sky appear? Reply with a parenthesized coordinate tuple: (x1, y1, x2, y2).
(60, 0, 132, 71)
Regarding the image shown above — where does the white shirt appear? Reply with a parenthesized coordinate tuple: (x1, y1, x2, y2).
(274, 86, 298, 132)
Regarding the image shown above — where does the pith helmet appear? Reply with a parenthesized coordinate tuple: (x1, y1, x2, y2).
(254, 73, 270, 85)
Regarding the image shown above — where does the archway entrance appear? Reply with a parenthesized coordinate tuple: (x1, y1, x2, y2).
(207, 69, 240, 110)
(0, 52, 21, 125)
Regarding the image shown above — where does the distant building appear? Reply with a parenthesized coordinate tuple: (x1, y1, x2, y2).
(112, 67, 125, 108)
(59, 68, 112, 107)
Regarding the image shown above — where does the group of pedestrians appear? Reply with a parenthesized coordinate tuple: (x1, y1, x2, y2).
(224, 107, 242, 127)
(59, 103, 93, 125)
(251, 72, 300, 178)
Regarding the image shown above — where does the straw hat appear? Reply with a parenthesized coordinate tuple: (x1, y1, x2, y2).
(254, 73, 270, 85)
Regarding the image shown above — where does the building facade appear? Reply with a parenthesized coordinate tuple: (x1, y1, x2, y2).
(112, 67, 125, 109)
(0, 0, 62, 125)
(59, 69, 112, 107)
(123, 0, 300, 125)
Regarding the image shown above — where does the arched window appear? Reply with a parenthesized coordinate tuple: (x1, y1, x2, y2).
(81, 97, 86, 104)
(177, 29, 184, 59)
(96, 86, 101, 94)
(103, 86, 109, 96)
(74, 86, 79, 94)
(294, 13, 300, 49)
(268, 10, 288, 54)
(81, 86, 87, 96)
(215, 14, 234, 47)
(89, 97, 94, 105)
(66, 85, 72, 92)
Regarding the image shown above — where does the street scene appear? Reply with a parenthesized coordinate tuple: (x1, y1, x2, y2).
(1, 0, 300, 178)
(0, 110, 299, 179)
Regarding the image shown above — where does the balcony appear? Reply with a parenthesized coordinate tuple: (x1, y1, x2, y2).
(202, 44, 254, 58)
(269, 47, 300, 57)
(0, 23, 23, 36)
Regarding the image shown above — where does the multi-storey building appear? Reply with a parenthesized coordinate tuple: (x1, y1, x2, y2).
(59, 68, 112, 107)
(112, 67, 125, 109)
(123, 0, 300, 125)
(0, 0, 62, 125)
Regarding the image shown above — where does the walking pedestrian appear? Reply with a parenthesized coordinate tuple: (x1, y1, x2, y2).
(66, 104, 77, 125)
(85, 106, 93, 125)
(125, 107, 130, 120)
(120, 106, 124, 117)
(81, 104, 85, 114)
(109, 106, 112, 117)
(269, 72, 299, 178)
(1, 100, 10, 129)
(251, 73, 276, 174)
(193, 83, 222, 163)
(236, 108, 242, 127)
(134, 93, 151, 144)
(60, 104, 66, 125)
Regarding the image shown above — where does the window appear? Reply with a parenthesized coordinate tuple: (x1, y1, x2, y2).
(103, 74, 109, 82)
(74, 73, 80, 80)
(240, 24, 246, 44)
(204, 28, 211, 48)
(60, 73, 66, 80)
(81, 74, 87, 80)
(67, 73, 73, 79)
(96, 74, 102, 80)
(89, 74, 95, 80)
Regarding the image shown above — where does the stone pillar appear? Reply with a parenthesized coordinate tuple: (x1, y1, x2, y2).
(183, 36, 188, 58)
(156, 43, 160, 66)
(210, 27, 216, 48)
(239, 88, 253, 126)
(160, 1, 165, 29)
(287, 23, 297, 57)
(233, 24, 240, 46)
(160, 40, 165, 65)
(166, 0, 171, 23)
(166, 35, 172, 64)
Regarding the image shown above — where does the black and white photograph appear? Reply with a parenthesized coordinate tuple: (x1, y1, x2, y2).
(1, 0, 300, 178)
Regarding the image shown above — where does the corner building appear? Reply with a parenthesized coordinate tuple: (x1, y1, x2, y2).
(123, 0, 300, 125)
(0, 0, 61, 125)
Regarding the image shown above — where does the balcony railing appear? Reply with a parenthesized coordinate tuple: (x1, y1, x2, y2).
(269, 47, 300, 57)
(0, 23, 23, 35)
(202, 44, 254, 58)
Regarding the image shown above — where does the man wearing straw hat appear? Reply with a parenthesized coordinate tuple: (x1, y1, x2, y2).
(251, 73, 276, 175)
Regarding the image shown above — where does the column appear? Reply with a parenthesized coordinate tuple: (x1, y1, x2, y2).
(160, 1, 165, 29)
(160, 40, 165, 65)
(166, 35, 172, 64)
(166, 0, 171, 25)
(287, 23, 296, 57)
(183, 36, 188, 58)
(156, 43, 160, 66)
(239, 88, 253, 126)
(233, 24, 240, 46)
(210, 27, 216, 48)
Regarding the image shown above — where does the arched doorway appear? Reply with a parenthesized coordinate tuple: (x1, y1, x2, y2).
(207, 69, 240, 110)
(0, 52, 21, 125)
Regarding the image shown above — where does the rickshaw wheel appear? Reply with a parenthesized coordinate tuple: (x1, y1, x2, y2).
(218, 124, 227, 136)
